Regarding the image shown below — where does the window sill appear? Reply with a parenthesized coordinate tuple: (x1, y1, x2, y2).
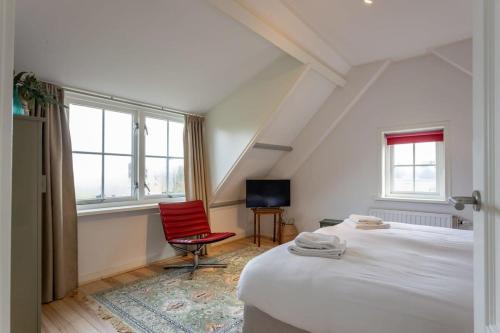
(77, 204, 158, 217)
(77, 198, 185, 217)
(374, 196, 449, 205)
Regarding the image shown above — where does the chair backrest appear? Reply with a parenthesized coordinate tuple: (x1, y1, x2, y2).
(158, 200, 211, 241)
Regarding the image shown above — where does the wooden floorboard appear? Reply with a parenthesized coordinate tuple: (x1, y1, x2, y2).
(42, 237, 276, 333)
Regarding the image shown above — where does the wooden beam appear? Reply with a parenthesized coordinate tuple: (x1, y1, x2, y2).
(208, 0, 346, 87)
(253, 143, 293, 152)
(430, 49, 473, 77)
(209, 200, 246, 208)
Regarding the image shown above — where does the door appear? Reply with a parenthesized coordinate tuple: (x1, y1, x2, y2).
(473, 0, 500, 332)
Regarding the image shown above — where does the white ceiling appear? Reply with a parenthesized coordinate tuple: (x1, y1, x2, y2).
(283, 0, 473, 65)
(14, 0, 284, 113)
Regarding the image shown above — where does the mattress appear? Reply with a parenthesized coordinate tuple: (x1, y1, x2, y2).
(237, 221, 473, 333)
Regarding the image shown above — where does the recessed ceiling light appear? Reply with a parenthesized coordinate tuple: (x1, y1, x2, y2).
(364, 0, 373, 5)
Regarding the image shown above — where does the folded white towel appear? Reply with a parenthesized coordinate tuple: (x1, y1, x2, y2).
(355, 220, 383, 226)
(288, 242, 347, 259)
(349, 214, 383, 224)
(355, 223, 391, 230)
(346, 219, 391, 230)
(295, 232, 341, 250)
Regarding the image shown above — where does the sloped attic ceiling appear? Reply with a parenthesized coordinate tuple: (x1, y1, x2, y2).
(14, 0, 284, 113)
(283, 0, 472, 65)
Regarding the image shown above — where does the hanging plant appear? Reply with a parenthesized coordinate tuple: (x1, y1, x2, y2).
(13, 71, 64, 115)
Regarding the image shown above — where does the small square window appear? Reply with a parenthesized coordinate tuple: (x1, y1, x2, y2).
(381, 127, 447, 202)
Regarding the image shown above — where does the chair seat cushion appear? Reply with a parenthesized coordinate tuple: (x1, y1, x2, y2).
(169, 232, 236, 245)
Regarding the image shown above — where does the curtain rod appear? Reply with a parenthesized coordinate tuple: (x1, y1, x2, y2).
(62, 86, 205, 118)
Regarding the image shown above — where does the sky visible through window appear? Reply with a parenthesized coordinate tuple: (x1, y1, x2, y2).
(69, 103, 185, 203)
(392, 142, 437, 193)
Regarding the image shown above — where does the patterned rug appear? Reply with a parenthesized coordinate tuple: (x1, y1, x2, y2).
(90, 245, 267, 333)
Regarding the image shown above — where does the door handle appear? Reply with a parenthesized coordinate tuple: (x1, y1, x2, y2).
(448, 190, 481, 211)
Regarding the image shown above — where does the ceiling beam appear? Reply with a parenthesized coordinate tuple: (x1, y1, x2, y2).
(253, 142, 293, 152)
(208, 0, 347, 87)
(430, 50, 472, 77)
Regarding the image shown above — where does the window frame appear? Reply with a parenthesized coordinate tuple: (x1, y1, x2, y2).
(379, 123, 450, 203)
(140, 111, 186, 200)
(66, 92, 185, 210)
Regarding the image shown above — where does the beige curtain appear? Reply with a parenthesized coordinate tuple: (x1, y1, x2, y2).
(183, 115, 209, 212)
(31, 83, 78, 303)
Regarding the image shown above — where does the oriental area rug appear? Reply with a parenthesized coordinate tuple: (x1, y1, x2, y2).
(90, 245, 266, 333)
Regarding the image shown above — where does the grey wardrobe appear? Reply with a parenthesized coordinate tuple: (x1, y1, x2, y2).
(11, 115, 44, 333)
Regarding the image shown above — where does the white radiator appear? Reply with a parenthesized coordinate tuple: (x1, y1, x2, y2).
(368, 208, 457, 228)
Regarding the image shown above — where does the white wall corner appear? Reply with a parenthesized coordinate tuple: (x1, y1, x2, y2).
(268, 59, 391, 179)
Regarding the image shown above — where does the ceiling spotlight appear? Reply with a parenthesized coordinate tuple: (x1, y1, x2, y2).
(364, 0, 373, 5)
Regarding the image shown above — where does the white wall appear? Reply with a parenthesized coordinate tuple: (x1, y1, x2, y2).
(205, 55, 303, 197)
(209, 205, 276, 243)
(289, 53, 473, 232)
(209, 205, 250, 242)
(0, 0, 15, 330)
(78, 209, 177, 284)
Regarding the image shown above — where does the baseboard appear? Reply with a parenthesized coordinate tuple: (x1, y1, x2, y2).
(78, 234, 257, 285)
(78, 252, 182, 286)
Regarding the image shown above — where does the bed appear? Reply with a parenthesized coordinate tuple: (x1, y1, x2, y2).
(237, 221, 473, 333)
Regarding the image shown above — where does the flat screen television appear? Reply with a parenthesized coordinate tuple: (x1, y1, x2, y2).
(246, 179, 290, 208)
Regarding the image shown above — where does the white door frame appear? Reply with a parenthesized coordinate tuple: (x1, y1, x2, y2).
(0, 0, 15, 331)
(474, 0, 500, 332)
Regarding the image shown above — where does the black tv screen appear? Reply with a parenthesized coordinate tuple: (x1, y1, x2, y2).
(246, 179, 290, 208)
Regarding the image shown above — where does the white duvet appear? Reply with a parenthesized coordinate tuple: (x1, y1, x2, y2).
(237, 221, 473, 333)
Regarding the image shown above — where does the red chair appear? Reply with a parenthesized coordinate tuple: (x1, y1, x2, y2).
(158, 200, 235, 272)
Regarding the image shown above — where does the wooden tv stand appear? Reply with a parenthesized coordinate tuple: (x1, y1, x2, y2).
(251, 207, 284, 247)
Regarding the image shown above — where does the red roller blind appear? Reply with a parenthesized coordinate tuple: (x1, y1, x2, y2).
(385, 129, 444, 145)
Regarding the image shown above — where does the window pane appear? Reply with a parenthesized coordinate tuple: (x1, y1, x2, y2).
(392, 143, 413, 165)
(168, 158, 185, 195)
(104, 155, 133, 198)
(145, 117, 167, 156)
(169, 121, 184, 157)
(415, 142, 436, 165)
(104, 110, 132, 154)
(393, 166, 413, 192)
(145, 157, 167, 196)
(72, 153, 102, 201)
(415, 166, 437, 193)
(69, 104, 102, 152)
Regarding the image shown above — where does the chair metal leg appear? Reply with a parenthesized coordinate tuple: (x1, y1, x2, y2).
(163, 263, 198, 269)
(197, 263, 228, 268)
(164, 249, 228, 271)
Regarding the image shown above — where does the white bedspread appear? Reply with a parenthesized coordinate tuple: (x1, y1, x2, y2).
(238, 221, 473, 333)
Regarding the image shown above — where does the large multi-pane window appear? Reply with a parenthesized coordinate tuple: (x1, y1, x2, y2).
(381, 127, 447, 202)
(67, 93, 185, 207)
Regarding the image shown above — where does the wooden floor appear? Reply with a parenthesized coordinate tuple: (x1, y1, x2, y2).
(42, 237, 276, 333)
